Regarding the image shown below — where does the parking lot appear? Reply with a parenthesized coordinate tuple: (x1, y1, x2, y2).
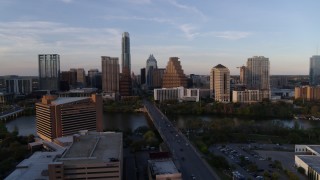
(209, 143, 305, 179)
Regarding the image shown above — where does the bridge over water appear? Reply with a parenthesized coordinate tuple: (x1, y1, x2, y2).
(143, 100, 220, 180)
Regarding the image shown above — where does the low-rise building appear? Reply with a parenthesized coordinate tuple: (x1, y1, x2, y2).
(295, 145, 320, 179)
(232, 89, 270, 103)
(148, 159, 182, 180)
(6, 131, 123, 180)
(154, 87, 210, 102)
(295, 86, 320, 101)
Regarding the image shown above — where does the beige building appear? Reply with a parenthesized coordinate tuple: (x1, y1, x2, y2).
(102, 56, 120, 93)
(162, 57, 187, 88)
(36, 94, 103, 142)
(49, 132, 123, 180)
(295, 86, 320, 101)
(210, 64, 230, 102)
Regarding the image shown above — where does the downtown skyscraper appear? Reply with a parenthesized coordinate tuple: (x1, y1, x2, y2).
(38, 54, 60, 91)
(119, 32, 132, 96)
(102, 56, 119, 93)
(309, 55, 320, 85)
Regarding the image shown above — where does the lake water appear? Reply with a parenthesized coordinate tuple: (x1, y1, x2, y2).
(172, 115, 320, 130)
(6, 113, 320, 136)
(5, 112, 151, 136)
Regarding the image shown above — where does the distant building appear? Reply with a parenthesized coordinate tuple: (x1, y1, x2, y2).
(295, 144, 320, 179)
(87, 69, 99, 88)
(76, 68, 86, 88)
(36, 94, 103, 141)
(239, 66, 246, 85)
(38, 54, 60, 91)
(246, 56, 270, 90)
(120, 32, 132, 96)
(154, 87, 210, 102)
(102, 56, 119, 93)
(162, 57, 187, 88)
(153, 68, 165, 89)
(295, 86, 320, 101)
(140, 68, 146, 85)
(310, 55, 320, 86)
(146, 54, 158, 89)
(4, 75, 33, 95)
(232, 89, 270, 103)
(270, 75, 288, 89)
(0, 92, 14, 104)
(210, 64, 230, 102)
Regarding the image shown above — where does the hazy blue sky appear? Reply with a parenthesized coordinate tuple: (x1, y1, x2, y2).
(0, 0, 319, 75)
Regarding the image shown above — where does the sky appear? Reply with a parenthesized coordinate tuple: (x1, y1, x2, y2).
(0, 0, 319, 76)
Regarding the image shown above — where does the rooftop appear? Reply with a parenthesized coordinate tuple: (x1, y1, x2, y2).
(296, 155, 320, 173)
(5, 141, 66, 180)
(214, 64, 227, 69)
(51, 97, 89, 105)
(307, 145, 320, 155)
(56, 132, 122, 164)
(148, 159, 179, 176)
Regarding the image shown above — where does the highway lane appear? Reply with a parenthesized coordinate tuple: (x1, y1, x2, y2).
(144, 100, 220, 180)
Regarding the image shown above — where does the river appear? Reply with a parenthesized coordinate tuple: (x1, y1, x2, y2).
(5, 112, 151, 136)
(5, 113, 320, 136)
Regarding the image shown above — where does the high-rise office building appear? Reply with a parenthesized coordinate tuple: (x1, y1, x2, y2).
(239, 65, 246, 85)
(140, 68, 146, 85)
(88, 69, 99, 88)
(36, 94, 103, 141)
(153, 68, 165, 88)
(119, 32, 132, 96)
(102, 56, 119, 93)
(146, 54, 158, 89)
(76, 68, 86, 88)
(310, 55, 320, 85)
(5, 75, 33, 95)
(246, 56, 270, 90)
(210, 64, 230, 102)
(38, 54, 60, 90)
(162, 57, 187, 88)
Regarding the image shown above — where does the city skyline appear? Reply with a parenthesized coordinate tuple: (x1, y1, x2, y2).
(0, 0, 319, 76)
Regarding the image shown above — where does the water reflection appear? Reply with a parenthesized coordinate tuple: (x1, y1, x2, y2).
(5, 112, 150, 136)
(173, 115, 320, 130)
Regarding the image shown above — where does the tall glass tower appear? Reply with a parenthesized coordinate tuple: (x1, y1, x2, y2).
(121, 32, 131, 73)
(119, 32, 132, 96)
(310, 55, 320, 85)
(38, 54, 60, 90)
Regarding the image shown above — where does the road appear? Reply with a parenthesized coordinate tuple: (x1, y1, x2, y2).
(144, 100, 220, 180)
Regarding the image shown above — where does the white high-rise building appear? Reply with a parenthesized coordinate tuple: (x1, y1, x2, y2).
(210, 64, 230, 102)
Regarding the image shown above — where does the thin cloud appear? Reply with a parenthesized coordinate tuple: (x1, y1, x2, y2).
(60, 0, 73, 3)
(178, 24, 199, 40)
(167, 0, 207, 21)
(104, 15, 174, 24)
(200, 31, 252, 40)
(127, 0, 152, 4)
